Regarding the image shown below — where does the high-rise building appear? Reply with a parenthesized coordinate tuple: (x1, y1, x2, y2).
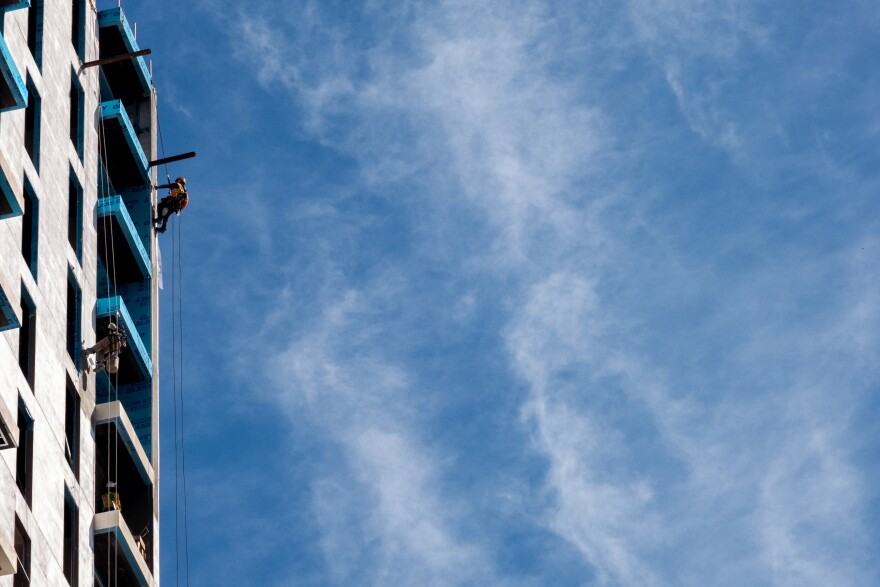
(0, 1, 161, 585)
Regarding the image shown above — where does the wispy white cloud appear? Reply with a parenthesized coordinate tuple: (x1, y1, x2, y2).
(506, 273, 661, 586)
(268, 281, 504, 585)
(625, 0, 767, 153)
(201, 0, 880, 585)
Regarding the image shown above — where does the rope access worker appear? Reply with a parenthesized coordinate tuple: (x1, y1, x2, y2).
(153, 177, 188, 233)
(82, 322, 128, 374)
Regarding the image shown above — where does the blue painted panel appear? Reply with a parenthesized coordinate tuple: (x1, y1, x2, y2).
(96, 377, 153, 462)
(97, 158, 118, 198)
(0, 160, 21, 219)
(101, 100, 150, 183)
(120, 185, 152, 256)
(115, 280, 152, 354)
(0, 1, 30, 13)
(97, 7, 151, 95)
(98, 196, 151, 279)
(96, 296, 152, 378)
(0, 33, 27, 112)
(119, 379, 152, 460)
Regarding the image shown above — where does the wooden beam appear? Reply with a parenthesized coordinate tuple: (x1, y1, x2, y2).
(81, 49, 152, 70)
(149, 151, 197, 167)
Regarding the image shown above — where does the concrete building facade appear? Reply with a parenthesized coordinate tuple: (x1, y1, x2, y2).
(0, 1, 160, 585)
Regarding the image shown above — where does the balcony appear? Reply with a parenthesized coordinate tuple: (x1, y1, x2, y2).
(100, 100, 150, 190)
(97, 7, 150, 102)
(96, 296, 152, 384)
(98, 196, 151, 284)
(94, 402, 154, 586)
(95, 401, 153, 485)
(94, 511, 154, 587)
(0, 32, 26, 112)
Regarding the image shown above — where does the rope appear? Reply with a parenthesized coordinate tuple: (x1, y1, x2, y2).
(98, 110, 113, 587)
(98, 102, 121, 587)
(177, 215, 192, 586)
(160, 107, 191, 586)
(171, 213, 180, 586)
(160, 108, 182, 587)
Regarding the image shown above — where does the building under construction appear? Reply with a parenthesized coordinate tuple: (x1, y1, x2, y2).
(0, 1, 166, 585)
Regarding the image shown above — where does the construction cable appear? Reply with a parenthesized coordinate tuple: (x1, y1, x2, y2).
(176, 215, 191, 586)
(171, 206, 180, 586)
(160, 110, 181, 586)
(98, 112, 113, 586)
(98, 106, 121, 586)
(160, 109, 192, 586)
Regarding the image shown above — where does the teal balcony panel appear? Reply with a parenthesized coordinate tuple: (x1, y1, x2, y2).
(0, 1, 30, 12)
(98, 196, 151, 283)
(100, 100, 150, 189)
(98, 7, 150, 100)
(0, 283, 19, 332)
(0, 33, 26, 112)
(96, 296, 152, 383)
(0, 152, 21, 219)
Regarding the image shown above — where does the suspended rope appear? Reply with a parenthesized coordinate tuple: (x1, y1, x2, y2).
(177, 214, 191, 587)
(160, 107, 191, 587)
(98, 102, 121, 587)
(171, 209, 180, 587)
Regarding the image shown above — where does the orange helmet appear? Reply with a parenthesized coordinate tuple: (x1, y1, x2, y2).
(176, 177, 186, 185)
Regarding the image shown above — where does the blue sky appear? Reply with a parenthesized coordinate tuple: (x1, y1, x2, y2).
(122, 0, 879, 585)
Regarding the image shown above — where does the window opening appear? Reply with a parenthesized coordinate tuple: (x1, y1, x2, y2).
(66, 270, 81, 367)
(26, 0, 43, 69)
(13, 517, 30, 587)
(71, 0, 85, 62)
(69, 72, 83, 159)
(18, 286, 35, 390)
(21, 179, 38, 281)
(23, 77, 39, 171)
(68, 171, 82, 261)
(15, 397, 33, 506)
(63, 487, 78, 586)
(65, 377, 80, 477)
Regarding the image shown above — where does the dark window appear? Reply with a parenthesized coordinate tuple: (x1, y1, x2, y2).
(26, 0, 43, 69)
(65, 377, 80, 477)
(71, 0, 85, 61)
(68, 172, 82, 260)
(15, 398, 33, 506)
(66, 272, 81, 366)
(63, 488, 78, 586)
(21, 180, 38, 281)
(18, 287, 36, 389)
(69, 73, 84, 158)
(13, 516, 30, 587)
(23, 78, 39, 170)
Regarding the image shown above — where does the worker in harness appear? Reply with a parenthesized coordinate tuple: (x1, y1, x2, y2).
(153, 177, 188, 233)
(82, 322, 127, 374)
